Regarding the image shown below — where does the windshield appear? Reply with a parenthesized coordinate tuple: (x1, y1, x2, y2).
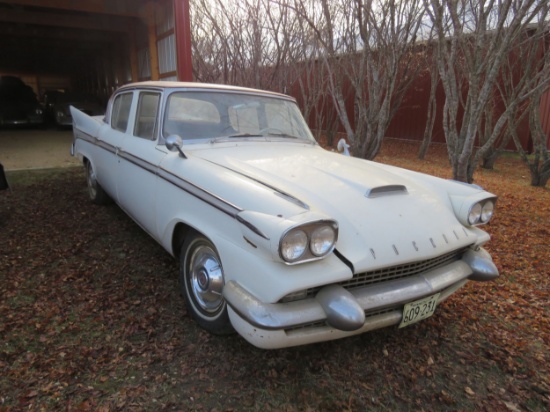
(162, 91, 315, 143)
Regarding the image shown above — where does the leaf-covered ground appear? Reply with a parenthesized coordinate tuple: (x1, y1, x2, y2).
(1, 140, 548, 411)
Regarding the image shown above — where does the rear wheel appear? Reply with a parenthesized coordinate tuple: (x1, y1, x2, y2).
(180, 233, 233, 335)
(86, 161, 111, 205)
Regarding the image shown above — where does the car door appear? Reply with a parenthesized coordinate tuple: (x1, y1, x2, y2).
(116, 90, 166, 237)
(94, 91, 134, 198)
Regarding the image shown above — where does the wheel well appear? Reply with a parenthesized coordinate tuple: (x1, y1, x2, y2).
(172, 223, 196, 259)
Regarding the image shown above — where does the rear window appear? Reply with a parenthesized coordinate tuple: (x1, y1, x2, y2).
(111, 93, 133, 132)
(134, 92, 160, 139)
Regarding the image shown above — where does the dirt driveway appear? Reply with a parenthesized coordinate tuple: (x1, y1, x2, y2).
(0, 128, 80, 171)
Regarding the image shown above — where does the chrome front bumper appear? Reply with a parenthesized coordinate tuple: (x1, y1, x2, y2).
(223, 248, 498, 333)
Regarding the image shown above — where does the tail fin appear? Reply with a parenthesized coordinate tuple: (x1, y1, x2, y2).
(70, 105, 102, 137)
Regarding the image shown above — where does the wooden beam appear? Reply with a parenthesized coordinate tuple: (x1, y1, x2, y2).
(2, 0, 142, 17)
(0, 8, 135, 32)
(0, 23, 117, 43)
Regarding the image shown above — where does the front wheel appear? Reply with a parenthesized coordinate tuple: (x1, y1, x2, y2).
(180, 233, 233, 335)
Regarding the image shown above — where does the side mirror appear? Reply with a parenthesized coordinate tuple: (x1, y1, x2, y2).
(337, 138, 350, 156)
(165, 135, 186, 158)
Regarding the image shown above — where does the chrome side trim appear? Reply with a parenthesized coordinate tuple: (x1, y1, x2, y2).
(118, 150, 157, 174)
(236, 215, 269, 240)
(157, 168, 242, 218)
(203, 160, 310, 211)
(75, 132, 267, 237)
(75, 132, 117, 156)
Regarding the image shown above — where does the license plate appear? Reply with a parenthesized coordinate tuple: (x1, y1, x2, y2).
(399, 293, 440, 328)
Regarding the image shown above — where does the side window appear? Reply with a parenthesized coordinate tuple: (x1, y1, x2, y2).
(111, 93, 133, 132)
(134, 92, 160, 139)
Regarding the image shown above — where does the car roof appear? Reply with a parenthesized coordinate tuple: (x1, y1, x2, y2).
(116, 81, 294, 101)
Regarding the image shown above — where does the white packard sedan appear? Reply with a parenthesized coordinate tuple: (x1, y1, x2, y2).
(71, 81, 499, 349)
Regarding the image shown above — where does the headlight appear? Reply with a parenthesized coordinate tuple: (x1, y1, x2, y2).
(279, 221, 338, 264)
(481, 200, 494, 223)
(310, 226, 336, 256)
(35, 108, 43, 115)
(468, 199, 495, 226)
(468, 203, 482, 225)
(450, 193, 497, 227)
(280, 230, 308, 262)
(56, 110, 65, 118)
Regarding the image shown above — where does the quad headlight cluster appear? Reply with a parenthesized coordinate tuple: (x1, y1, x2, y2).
(468, 199, 495, 226)
(279, 221, 338, 264)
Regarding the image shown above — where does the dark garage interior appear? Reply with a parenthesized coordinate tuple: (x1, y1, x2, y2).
(0, 0, 191, 104)
(0, 0, 191, 169)
(0, 0, 161, 106)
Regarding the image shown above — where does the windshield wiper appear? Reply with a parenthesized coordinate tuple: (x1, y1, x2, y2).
(269, 133, 300, 139)
(227, 133, 263, 138)
(228, 132, 301, 139)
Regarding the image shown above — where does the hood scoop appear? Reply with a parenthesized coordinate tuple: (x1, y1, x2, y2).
(365, 185, 408, 198)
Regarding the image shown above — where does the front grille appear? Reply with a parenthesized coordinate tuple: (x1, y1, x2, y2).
(281, 247, 469, 303)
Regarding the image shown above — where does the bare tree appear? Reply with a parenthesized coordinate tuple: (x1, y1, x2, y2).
(191, 0, 338, 143)
(191, 0, 270, 87)
(423, 0, 548, 183)
(418, 43, 440, 159)
(499, 13, 550, 187)
(273, 1, 333, 140)
(291, 0, 424, 160)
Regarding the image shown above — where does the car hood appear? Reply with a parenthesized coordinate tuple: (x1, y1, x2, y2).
(189, 142, 475, 271)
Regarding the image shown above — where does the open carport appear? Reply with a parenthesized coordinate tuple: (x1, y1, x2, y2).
(0, 0, 192, 95)
(0, 128, 78, 170)
(0, 0, 192, 170)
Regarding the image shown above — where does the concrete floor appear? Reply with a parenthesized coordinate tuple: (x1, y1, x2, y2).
(0, 127, 80, 171)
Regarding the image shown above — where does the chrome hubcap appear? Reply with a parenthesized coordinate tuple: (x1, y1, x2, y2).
(189, 245, 224, 313)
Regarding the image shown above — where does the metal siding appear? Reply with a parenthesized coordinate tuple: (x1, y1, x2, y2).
(387, 73, 431, 142)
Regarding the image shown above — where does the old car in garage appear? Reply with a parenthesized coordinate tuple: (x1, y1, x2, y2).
(43, 90, 104, 127)
(0, 76, 44, 127)
(70, 81, 499, 349)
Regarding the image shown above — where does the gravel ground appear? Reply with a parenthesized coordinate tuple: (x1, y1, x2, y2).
(0, 127, 80, 171)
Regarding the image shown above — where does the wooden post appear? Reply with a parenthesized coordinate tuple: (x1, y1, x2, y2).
(146, 2, 160, 80)
(147, 26, 160, 80)
(128, 27, 139, 82)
